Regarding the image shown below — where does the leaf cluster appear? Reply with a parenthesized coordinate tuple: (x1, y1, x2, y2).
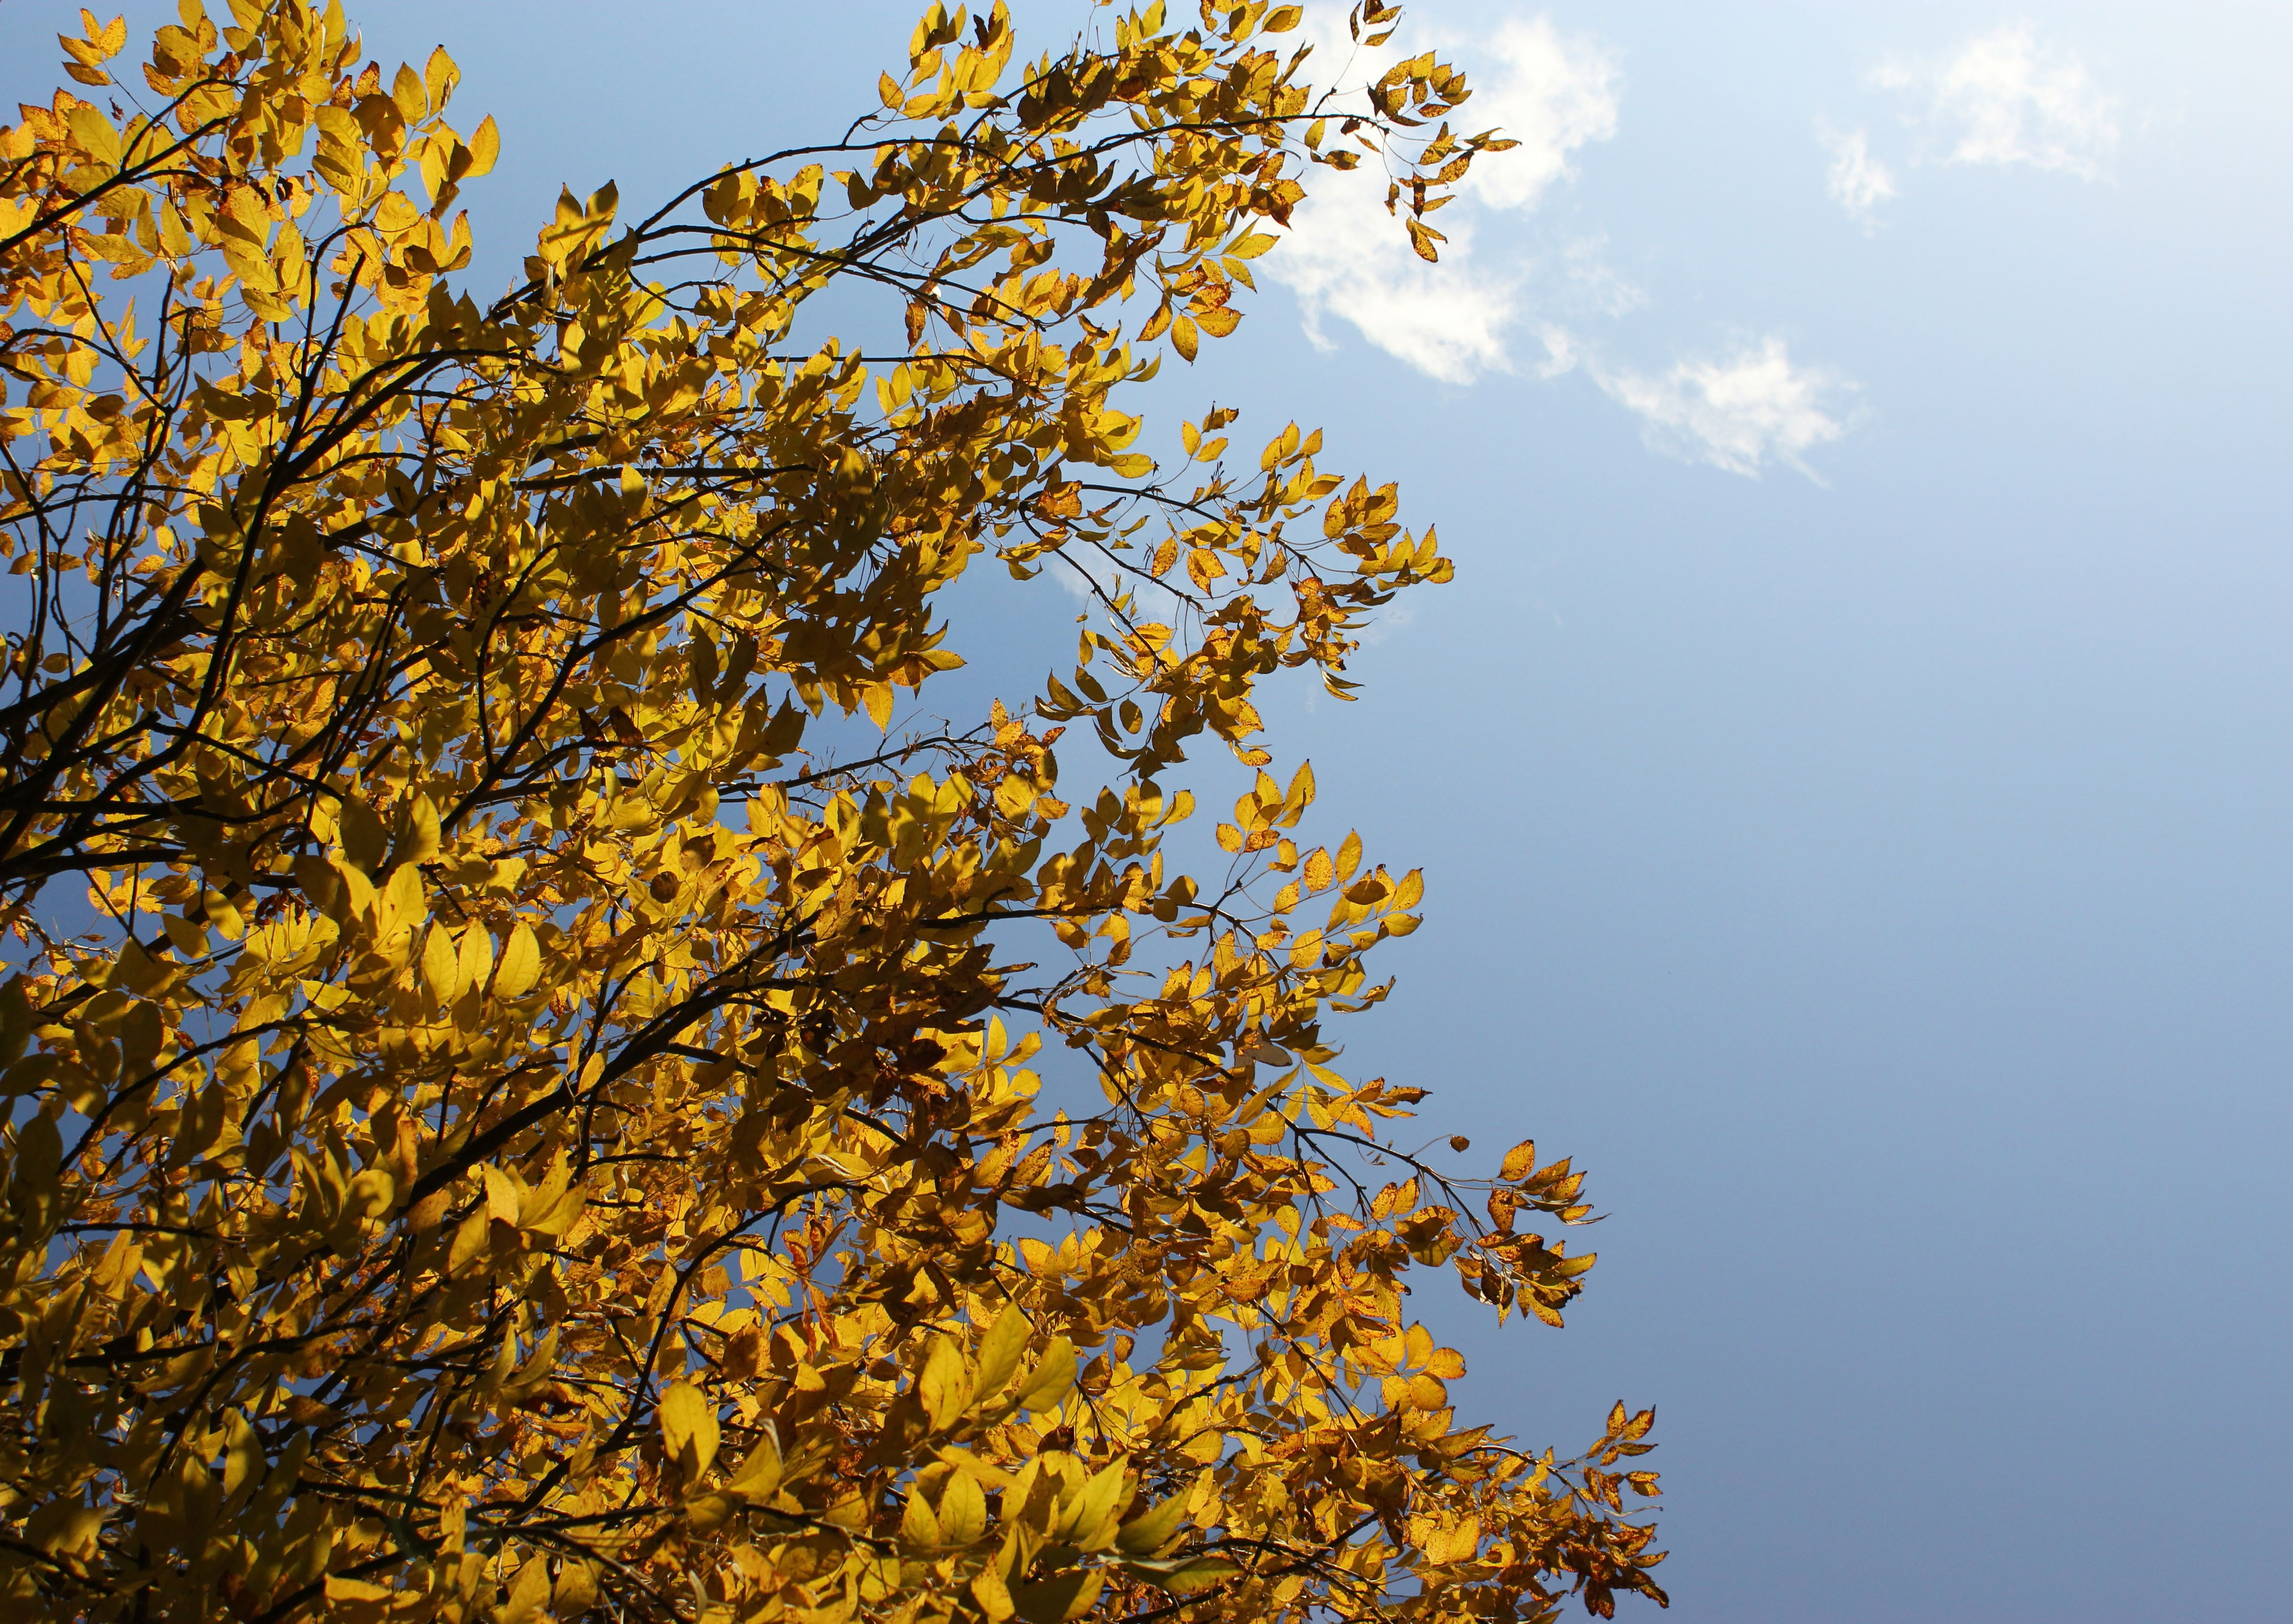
(0, 4, 1663, 1622)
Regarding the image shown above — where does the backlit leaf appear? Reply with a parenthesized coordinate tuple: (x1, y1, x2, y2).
(660, 1381, 720, 1477)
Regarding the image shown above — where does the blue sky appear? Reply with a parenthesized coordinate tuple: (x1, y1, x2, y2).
(8, 2, 2291, 1617)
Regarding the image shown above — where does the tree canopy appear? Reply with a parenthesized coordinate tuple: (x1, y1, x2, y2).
(0, 2, 1665, 1621)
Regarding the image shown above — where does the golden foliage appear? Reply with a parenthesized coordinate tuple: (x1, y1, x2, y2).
(0, 3, 1662, 1621)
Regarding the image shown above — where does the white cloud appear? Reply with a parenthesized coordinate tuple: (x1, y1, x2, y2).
(1266, 11, 1620, 383)
(1266, 12, 1861, 480)
(1588, 337, 1855, 478)
(1878, 23, 2119, 178)
(1459, 18, 1622, 211)
(1556, 234, 1644, 316)
(1531, 324, 1579, 379)
(1273, 173, 1519, 383)
(1820, 125, 1896, 226)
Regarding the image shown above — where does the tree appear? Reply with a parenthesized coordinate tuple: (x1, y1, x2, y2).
(0, 2, 1667, 1620)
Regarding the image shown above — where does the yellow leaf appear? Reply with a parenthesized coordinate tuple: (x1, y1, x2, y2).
(379, 863, 427, 939)
(220, 1409, 262, 1495)
(1013, 1568, 1103, 1622)
(918, 1336, 970, 1429)
(62, 50, 112, 88)
(1059, 1454, 1128, 1548)
(391, 61, 427, 123)
(446, 1210, 488, 1274)
(466, 114, 500, 176)
(938, 1469, 987, 1545)
(105, 938, 175, 996)
(67, 104, 119, 168)
(455, 925, 493, 997)
(726, 1429, 783, 1499)
(347, 1167, 395, 1220)
(901, 1482, 941, 1546)
(337, 796, 389, 872)
(660, 1381, 720, 1477)
(1424, 1513, 1481, 1566)
(421, 923, 460, 1002)
(394, 794, 442, 865)
(481, 1165, 522, 1225)
(971, 1568, 1017, 1621)
(974, 1301, 1031, 1402)
(27, 1500, 103, 1560)
(494, 922, 540, 998)
(423, 46, 459, 114)
(1115, 1492, 1187, 1555)
(1013, 1337, 1075, 1412)
(937, 1445, 1016, 1490)
(1282, 758, 1315, 822)
(1151, 1558, 1234, 1596)
(501, 1555, 552, 1624)
(555, 1563, 600, 1616)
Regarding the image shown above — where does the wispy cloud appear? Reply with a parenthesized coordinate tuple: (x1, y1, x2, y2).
(1265, 12, 1620, 383)
(1271, 176, 1520, 384)
(1582, 338, 1857, 479)
(1454, 16, 1622, 212)
(1820, 125, 1896, 226)
(1554, 234, 1644, 317)
(1877, 23, 2119, 178)
(1267, 10, 1857, 479)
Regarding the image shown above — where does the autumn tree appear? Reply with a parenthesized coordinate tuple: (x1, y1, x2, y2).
(0, 2, 1665, 1620)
